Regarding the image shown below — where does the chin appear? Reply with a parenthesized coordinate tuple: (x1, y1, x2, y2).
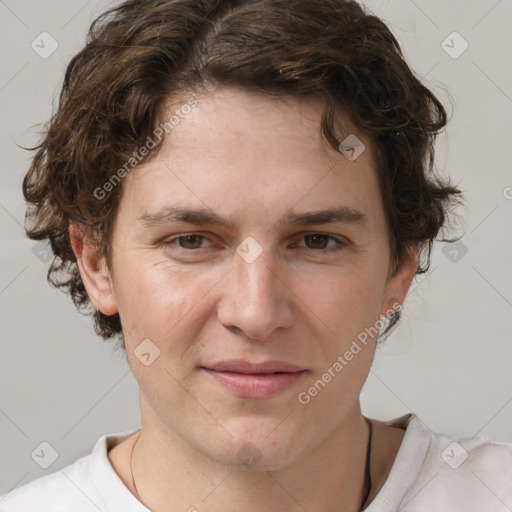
(208, 423, 308, 472)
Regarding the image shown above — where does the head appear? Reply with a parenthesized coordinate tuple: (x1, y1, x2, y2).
(23, 0, 464, 468)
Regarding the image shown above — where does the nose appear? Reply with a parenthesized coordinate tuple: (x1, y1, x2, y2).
(217, 244, 295, 340)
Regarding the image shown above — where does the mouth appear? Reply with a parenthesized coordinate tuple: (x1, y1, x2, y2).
(199, 360, 307, 398)
(202, 359, 306, 374)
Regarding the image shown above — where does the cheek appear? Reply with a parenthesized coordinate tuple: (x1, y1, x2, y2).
(295, 271, 381, 407)
(113, 255, 222, 340)
(295, 267, 383, 340)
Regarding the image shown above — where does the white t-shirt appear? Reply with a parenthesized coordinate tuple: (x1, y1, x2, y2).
(1, 414, 511, 511)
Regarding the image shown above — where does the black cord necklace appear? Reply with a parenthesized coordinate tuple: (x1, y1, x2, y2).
(360, 417, 373, 510)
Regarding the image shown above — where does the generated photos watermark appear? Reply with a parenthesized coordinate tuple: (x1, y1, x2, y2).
(93, 97, 199, 201)
(297, 301, 402, 405)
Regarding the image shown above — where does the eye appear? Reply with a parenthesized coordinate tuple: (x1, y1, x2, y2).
(162, 234, 211, 251)
(160, 232, 346, 255)
(295, 233, 346, 253)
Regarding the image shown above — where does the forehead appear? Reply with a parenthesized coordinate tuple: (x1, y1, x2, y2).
(121, 86, 384, 233)
(156, 87, 370, 163)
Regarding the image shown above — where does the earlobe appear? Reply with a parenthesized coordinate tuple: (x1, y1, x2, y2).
(381, 245, 419, 317)
(69, 223, 119, 316)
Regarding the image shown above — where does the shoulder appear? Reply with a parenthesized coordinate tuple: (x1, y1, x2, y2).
(0, 453, 100, 512)
(0, 428, 140, 512)
(372, 414, 512, 510)
(424, 422, 512, 505)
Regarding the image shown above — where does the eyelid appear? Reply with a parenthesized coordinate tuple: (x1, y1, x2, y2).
(161, 232, 216, 249)
(294, 232, 347, 246)
(161, 231, 348, 253)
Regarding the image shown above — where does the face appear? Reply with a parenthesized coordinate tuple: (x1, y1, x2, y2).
(77, 85, 416, 471)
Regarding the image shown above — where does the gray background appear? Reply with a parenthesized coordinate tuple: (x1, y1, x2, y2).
(0, 0, 511, 494)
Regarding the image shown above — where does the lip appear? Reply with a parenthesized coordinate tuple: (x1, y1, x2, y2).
(203, 360, 305, 374)
(200, 360, 307, 399)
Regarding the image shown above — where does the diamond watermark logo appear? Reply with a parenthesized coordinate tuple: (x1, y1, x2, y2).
(31, 441, 59, 469)
(237, 442, 263, 466)
(31, 32, 59, 59)
(441, 31, 469, 59)
(338, 134, 366, 161)
(236, 236, 263, 264)
(442, 240, 468, 263)
(441, 441, 468, 469)
(31, 240, 53, 263)
(134, 338, 161, 366)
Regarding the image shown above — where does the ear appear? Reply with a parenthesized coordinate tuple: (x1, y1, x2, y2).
(380, 244, 419, 316)
(69, 223, 119, 316)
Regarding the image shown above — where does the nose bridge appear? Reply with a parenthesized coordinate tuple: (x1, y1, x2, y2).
(233, 238, 279, 308)
(218, 237, 293, 339)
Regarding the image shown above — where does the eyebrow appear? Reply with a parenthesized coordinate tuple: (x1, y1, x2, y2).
(136, 205, 368, 230)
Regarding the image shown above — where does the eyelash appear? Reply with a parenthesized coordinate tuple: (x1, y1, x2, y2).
(161, 233, 346, 254)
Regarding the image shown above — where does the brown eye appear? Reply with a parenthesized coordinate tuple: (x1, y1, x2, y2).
(304, 234, 331, 249)
(162, 234, 212, 251)
(175, 235, 205, 249)
(297, 233, 345, 252)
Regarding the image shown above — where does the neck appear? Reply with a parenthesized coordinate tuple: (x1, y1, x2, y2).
(128, 395, 372, 512)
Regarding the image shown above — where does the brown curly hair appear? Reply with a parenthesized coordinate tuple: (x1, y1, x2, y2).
(22, 0, 465, 348)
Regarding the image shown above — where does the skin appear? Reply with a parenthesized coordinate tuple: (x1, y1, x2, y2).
(70, 85, 418, 511)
